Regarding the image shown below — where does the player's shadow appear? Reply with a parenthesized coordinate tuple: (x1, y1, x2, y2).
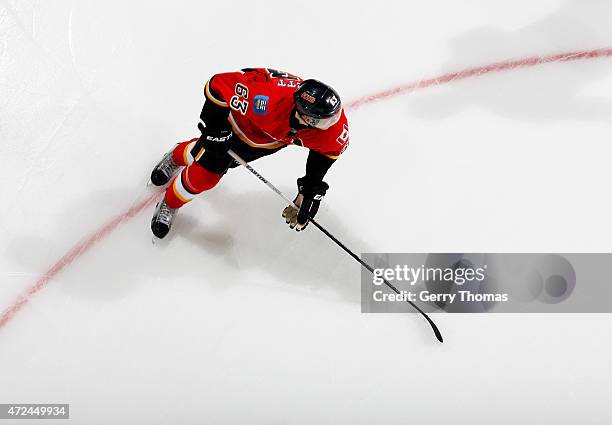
(6, 185, 365, 307)
(405, 0, 612, 123)
(173, 187, 364, 304)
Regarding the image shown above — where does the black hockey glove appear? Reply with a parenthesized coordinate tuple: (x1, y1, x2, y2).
(197, 122, 232, 154)
(282, 177, 329, 231)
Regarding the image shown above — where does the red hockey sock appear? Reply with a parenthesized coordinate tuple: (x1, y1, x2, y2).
(171, 138, 200, 167)
(165, 162, 223, 209)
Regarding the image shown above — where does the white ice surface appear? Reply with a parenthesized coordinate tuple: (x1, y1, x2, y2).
(1, 0, 612, 424)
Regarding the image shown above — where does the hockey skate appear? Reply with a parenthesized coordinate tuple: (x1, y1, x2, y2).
(151, 199, 178, 239)
(150, 149, 181, 186)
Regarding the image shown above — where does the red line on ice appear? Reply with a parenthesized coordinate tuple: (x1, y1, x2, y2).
(346, 47, 612, 110)
(1, 47, 611, 330)
(0, 192, 160, 329)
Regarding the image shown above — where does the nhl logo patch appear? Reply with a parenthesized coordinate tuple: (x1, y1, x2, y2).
(253, 95, 269, 114)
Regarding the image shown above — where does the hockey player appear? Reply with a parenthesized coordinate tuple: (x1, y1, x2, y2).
(150, 68, 349, 239)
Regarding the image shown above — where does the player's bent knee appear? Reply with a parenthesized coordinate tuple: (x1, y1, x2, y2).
(172, 138, 200, 166)
(164, 163, 223, 209)
(185, 163, 223, 192)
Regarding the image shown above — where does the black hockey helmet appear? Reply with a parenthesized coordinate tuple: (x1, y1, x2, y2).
(294, 79, 342, 129)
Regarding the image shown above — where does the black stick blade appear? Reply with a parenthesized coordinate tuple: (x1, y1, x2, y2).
(426, 315, 444, 343)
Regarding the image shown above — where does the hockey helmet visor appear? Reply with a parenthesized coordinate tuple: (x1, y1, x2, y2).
(297, 109, 341, 130)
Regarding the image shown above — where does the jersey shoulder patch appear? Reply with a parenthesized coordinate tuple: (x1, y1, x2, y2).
(311, 113, 350, 159)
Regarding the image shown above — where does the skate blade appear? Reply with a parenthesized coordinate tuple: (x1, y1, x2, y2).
(147, 179, 168, 190)
(151, 235, 165, 246)
(151, 233, 172, 246)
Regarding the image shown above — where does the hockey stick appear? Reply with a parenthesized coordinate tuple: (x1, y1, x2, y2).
(227, 149, 444, 343)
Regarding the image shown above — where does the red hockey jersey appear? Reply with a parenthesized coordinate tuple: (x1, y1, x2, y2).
(204, 68, 349, 159)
